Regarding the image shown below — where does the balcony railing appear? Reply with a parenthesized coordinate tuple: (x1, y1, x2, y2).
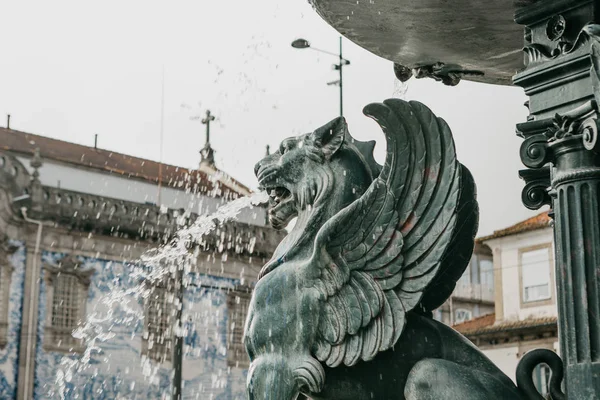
(453, 283, 494, 303)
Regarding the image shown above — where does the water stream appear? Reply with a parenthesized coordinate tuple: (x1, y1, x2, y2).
(393, 78, 409, 100)
(51, 191, 269, 399)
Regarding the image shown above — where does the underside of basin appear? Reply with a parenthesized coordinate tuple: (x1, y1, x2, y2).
(310, 0, 538, 85)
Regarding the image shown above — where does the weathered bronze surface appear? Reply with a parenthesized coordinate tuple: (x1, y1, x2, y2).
(273, 0, 600, 398)
(245, 99, 537, 399)
(309, 0, 540, 85)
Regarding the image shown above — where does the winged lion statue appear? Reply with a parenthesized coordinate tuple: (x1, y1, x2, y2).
(245, 99, 550, 399)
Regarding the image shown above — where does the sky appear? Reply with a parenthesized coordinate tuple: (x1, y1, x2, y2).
(0, 0, 540, 236)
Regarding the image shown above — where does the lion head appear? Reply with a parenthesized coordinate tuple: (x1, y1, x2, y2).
(254, 117, 380, 230)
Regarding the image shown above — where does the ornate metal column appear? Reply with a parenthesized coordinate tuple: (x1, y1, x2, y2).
(516, 1, 600, 397)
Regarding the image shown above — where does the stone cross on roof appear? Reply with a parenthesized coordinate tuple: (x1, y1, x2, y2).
(200, 110, 216, 167)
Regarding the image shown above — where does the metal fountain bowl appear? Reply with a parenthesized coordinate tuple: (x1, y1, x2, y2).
(310, 0, 539, 85)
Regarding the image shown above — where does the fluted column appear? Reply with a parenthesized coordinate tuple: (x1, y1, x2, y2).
(551, 134, 600, 397)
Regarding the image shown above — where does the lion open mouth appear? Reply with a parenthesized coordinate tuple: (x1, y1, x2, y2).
(268, 187, 291, 206)
(261, 185, 296, 229)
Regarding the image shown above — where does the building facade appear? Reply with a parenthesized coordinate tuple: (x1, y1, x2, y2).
(433, 243, 495, 326)
(454, 212, 558, 397)
(0, 126, 284, 399)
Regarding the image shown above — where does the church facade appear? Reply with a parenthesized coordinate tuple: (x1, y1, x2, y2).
(0, 126, 283, 399)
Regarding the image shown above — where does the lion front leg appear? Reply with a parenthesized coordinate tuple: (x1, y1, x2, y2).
(247, 355, 325, 400)
(247, 356, 299, 400)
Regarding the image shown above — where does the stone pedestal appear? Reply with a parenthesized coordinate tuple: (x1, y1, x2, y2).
(516, 1, 600, 397)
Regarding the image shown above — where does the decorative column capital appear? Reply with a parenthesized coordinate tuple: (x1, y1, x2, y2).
(519, 167, 552, 210)
(520, 100, 598, 155)
(518, 99, 600, 211)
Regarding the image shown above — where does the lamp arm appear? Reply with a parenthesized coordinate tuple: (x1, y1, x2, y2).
(307, 46, 342, 58)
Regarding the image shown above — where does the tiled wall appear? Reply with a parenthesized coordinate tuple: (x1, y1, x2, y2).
(33, 252, 247, 399)
(0, 242, 25, 399)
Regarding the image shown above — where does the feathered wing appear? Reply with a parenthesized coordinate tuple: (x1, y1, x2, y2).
(418, 166, 478, 312)
(311, 99, 477, 368)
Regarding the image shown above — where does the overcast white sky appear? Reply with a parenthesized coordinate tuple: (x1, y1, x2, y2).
(0, 0, 541, 236)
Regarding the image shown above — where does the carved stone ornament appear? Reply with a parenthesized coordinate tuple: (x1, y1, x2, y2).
(245, 99, 542, 399)
(393, 62, 484, 86)
(518, 41, 600, 206)
(43, 254, 95, 287)
(0, 234, 18, 258)
(0, 235, 17, 349)
(519, 100, 599, 193)
(519, 167, 552, 210)
(523, 23, 600, 66)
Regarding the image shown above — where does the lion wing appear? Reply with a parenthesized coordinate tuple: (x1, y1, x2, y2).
(311, 99, 475, 367)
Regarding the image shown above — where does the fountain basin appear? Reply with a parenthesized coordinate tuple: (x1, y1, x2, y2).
(310, 0, 536, 85)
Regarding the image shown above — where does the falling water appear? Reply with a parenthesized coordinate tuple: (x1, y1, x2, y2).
(51, 191, 269, 400)
(393, 77, 410, 100)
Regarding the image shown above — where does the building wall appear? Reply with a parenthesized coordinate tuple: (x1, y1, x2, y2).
(433, 243, 495, 326)
(0, 242, 25, 398)
(476, 227, 559, 395)
(180, 275, 247, 399)
(15, 156, 267, 227)
(0, 148, 279, 399)
(485, 228, 557, 322)
(32, 251, 249, 399)
(452, 299, 494, 322)
(434, 299, 495, 326)
(481, 345, 520, 381)
(479, 339, 560, 385)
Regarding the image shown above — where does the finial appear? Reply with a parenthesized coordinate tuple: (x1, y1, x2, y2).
(30, 148, 42, 178)
(29, 148, 43, 210)
(200, 109, 217, 168)
(266, 145, 270, 156)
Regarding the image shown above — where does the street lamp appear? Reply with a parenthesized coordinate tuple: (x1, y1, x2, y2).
(291, 37, 351, 117)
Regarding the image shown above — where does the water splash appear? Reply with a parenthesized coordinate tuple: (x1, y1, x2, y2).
(52, 191, 269, 399)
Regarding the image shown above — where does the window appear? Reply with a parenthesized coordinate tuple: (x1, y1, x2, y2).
(457, 261, 471, 286)
(226, 287, 251, 368)
(455, 308, 473, 324)
(142, 286, 173, 363)
(521, 246, 553, 303)
(42, 255, 95, 353)
(52, 274, 80, 332)
(0, 238, 16, 348)
(479, 258, 494, 287)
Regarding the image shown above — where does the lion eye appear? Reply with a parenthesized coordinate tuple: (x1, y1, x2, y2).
(280, 138, 297, 155)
